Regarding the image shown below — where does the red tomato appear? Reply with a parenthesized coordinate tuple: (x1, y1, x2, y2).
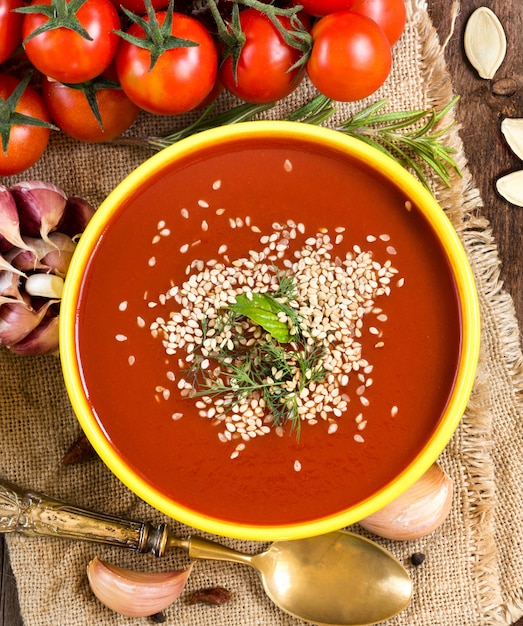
(115, 12, 218, 115)
(22, 0, 121, 83)
(109, 0, 168, 14)
(42, 75, 140, 142)
(306, 12, 392, 102)
(0, 0, 24, 63)
(0, 74, 52, 176)
(291, 0, 356, 16)
(349, 0, 406, 45)
(292, 0, 405, 46)
(219, 9, 307, 104)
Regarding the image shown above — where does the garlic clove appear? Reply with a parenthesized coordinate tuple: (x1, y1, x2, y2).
(0, 252, 27, 278)
(0, 271, 23, 301)
(501, 118, 523, 162)
(11, 180, 67, 246)
(0, 186, 36, 253)
(57, 196, 96, 238)
(87, 557, 193, 618)
(464, 7, 506, 79)
(25, 273, 64, 299)
(358, 462, 453, 541)
(0, 299, 55, 347)
(9, 314, 60, 356)
(496, 170, 523, 207)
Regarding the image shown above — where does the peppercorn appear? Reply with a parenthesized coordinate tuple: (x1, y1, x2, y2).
(410, 552, 425, 566)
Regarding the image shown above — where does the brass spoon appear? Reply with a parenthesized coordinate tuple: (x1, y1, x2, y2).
(0, 479, 412, 626)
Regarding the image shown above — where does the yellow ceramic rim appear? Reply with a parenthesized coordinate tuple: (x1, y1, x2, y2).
(60, 121, 481, 541)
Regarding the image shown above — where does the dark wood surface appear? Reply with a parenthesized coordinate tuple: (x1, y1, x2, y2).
(1, 1, 523, 624)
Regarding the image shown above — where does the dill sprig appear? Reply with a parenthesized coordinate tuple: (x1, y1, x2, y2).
(183, 273, 326, 436)
(114, 94, 461, 189)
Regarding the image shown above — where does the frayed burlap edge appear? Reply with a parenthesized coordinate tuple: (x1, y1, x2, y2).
(412, 0, 523, 623)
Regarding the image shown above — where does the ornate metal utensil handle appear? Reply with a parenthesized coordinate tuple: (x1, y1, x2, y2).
(0, 478, 169, 556)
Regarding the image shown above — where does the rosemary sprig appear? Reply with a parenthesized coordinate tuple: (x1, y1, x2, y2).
(116, 94, 461, 189)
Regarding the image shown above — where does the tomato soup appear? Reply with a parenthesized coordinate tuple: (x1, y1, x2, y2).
(74, 136, 461, 527)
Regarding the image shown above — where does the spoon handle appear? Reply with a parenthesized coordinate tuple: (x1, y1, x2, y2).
(0, 478, 169, 556)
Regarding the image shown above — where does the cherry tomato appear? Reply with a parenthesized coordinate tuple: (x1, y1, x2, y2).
(349, 0, 406, 45)
(22, 0, 121, 83)
(291, 0, 356, 16)
(42, 75, 140, 142)
(0, 0, 24, 63)
(306, 12, 392, 102)
(219, 9, 307, 105)
(115, 12, 218, 115)
(0, 74, 52, 176)
(292, 0, 405, 46)
(109, 0, 169, 14)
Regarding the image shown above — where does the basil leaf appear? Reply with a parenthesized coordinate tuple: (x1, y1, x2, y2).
(229, 293, 292, 343)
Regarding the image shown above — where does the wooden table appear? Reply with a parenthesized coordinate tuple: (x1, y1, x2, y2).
(1, 0, 523, 623)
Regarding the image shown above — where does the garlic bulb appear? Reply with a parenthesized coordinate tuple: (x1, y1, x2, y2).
(87, 557, 193, 618)
(358, 463, 453, 540)
(0, 181, 95, 355)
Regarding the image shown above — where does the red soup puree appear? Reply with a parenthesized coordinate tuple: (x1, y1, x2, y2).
(75, 137, 461, 527)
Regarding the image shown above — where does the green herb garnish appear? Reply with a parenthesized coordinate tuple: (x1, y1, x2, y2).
(184, 273, 326, 436)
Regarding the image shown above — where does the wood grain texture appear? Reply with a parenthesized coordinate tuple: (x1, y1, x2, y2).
(1, 1, 522, 625)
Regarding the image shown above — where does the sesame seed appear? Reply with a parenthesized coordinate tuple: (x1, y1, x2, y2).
(212, 179, 222, 190)
(148, 256, 156, 267)
(172, 412, 183, 420)
(128, 355, 135, 366)
(391, 405, 399, 417)
(115, 334, 127, 342)
(180, 244, 189, 254)
(181, 208, 189, 219)
(294, 460, 302, 472)
(354, 434, 365, 443)
(198, 199, 209, 208)
(119, 301, 128, 311)
(284, 159, 293, 172)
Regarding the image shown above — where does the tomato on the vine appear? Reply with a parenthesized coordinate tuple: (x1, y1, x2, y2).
(290, 0, 356, 17)
(0, 0, 24, 63)
(21, 0, 121, 83)
(108, 0, 168, 14)
(348, 0, 406, 45)
(115, 11, 218, 115)
(219, 9, 308, 105)
(306, 11, 392, 102)
(42, 74, 140, 142)
(0, 73, 52, 176)
(292, 0, 406, 46)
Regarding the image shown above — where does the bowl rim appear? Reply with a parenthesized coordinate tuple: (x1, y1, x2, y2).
(60, 120, 481, 541)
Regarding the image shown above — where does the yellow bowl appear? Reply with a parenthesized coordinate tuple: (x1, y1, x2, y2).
(60, 121, 480, 541)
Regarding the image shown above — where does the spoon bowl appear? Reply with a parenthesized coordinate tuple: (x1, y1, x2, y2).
(179, 532, 412, 626)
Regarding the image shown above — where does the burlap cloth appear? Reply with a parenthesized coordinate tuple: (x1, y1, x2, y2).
(2, 0, 523, 624)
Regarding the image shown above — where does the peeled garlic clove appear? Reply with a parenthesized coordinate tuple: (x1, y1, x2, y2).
(464, 7, 506, 79)
(501, 118, 523, 162)
(25, 273, 64, 299)
(358, 463, 453, 540)
(496, 170, 523, 207)
(87, 557, 193, 618)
